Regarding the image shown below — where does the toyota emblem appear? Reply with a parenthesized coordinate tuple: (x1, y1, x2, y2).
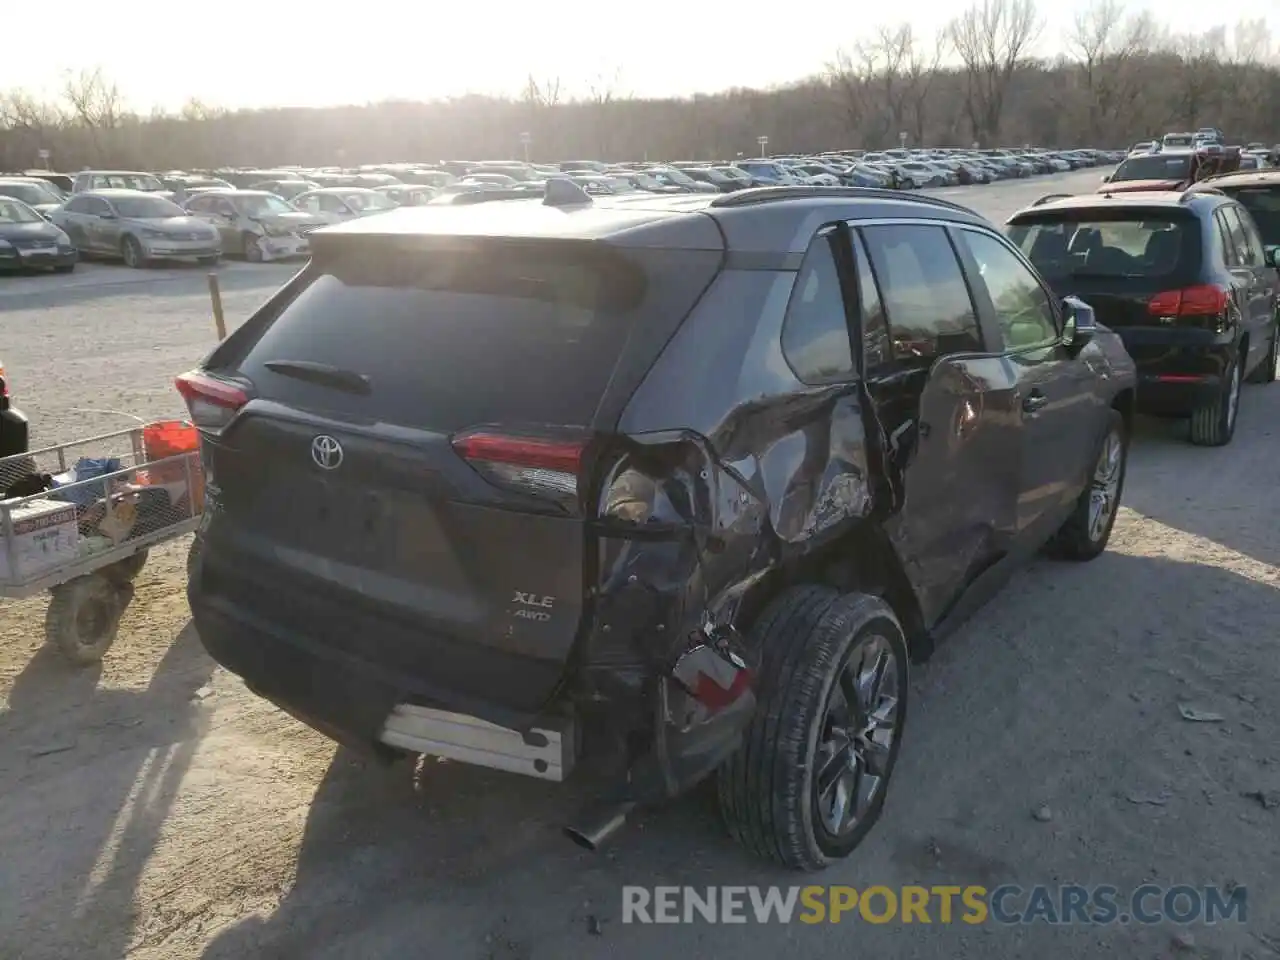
(311, 435, 344, 470)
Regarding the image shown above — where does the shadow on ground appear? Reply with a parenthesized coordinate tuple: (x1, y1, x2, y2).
(1124, 390, 1280, 569)
(198, 550, 1279, 960)
(0, 623, 216, 960)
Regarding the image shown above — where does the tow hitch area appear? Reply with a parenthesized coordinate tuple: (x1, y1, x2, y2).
(379, 705, 575, 781)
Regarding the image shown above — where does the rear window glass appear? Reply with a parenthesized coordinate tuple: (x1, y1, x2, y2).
(1006, 213, 1193, 281)
(1112, 155, 1192, 181)
(1221, 186, 1280, 243)
(233, 243, 717, 432)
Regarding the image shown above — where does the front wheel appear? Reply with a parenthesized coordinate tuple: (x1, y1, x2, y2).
(1048, 409, 1127, 561)
(46, 573, 134, 665)
(1189, 354, 1241, 446)
(718, 587, 909, 871)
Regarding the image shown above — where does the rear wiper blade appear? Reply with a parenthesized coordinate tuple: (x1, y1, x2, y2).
(263, 359, 371, 395)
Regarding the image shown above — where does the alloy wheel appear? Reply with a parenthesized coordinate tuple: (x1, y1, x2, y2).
(1088, 427, 1123, 542)
(814, 633, 901, 838)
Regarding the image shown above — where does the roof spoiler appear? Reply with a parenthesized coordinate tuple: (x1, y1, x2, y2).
(544, 178, 593, 207)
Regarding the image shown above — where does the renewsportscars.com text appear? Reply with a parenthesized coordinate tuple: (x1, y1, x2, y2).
(621, 884, 1248, 926)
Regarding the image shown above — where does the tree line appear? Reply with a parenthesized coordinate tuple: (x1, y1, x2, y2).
(2, 0, 1278, 173)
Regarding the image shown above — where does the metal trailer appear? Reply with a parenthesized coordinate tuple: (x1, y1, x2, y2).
(0, 425, 202, 664)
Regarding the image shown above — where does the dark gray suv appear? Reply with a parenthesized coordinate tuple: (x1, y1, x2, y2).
(178, 183, 1136, 870)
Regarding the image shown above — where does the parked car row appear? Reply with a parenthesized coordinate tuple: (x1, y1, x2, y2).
(0, 146, 1124, 274)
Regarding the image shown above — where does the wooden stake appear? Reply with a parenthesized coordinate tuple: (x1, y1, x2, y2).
(208, 272, 226, 341)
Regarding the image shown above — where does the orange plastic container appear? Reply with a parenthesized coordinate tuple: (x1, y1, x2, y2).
(141, 420, 204, 511)
(143, 420, 199, 461)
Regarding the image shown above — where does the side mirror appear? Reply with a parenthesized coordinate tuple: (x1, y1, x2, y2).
(1100, 173, 1112, 183)
(98, 211, 116, 220)
(1264, 245, 1280, 268)
(1061, 295, 1097, 350)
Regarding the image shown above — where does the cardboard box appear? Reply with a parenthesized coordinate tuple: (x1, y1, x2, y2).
(0, 497, 80, 584)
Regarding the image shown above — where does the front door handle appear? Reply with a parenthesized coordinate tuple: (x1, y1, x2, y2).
(1022, 390, 1049, 414)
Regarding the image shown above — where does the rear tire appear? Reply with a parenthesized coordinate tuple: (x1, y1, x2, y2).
(242, 233, 264, 263)
(1048, 409, 1127, 561)
(1247, 326, 1278, 384)
(718, 587, 909, 871)
(104, 548, 149, 584)
(1189, 354, 1241, 446)
(121, 235, 147, 269)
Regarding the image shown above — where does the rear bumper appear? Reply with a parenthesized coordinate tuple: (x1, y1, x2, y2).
(1136, 374, 1222, 414)
(189, 540, 755, 801)
(1117, 329, 1234, 415)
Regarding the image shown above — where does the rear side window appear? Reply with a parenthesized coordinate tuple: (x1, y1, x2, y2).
(1223, 206, 1261, 265)
(780, 229, 855, 384)
(860, 223, 982, 365)
(1007, 212, 1193, 281)
(232, 243, 718, 432)
(1223, 186, 1280, 244)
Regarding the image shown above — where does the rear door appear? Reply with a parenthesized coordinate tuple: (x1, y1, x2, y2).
(856, 222, 1021, 628)
(953, 226, 1100, 545)
(197, 239, 720, 712)
(1222, 204, 1276, 373)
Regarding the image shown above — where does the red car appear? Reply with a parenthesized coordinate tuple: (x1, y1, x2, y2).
(1101, 146, 1241, 193)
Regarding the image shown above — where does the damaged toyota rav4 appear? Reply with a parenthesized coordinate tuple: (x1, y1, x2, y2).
(180, 182, 1136, 871)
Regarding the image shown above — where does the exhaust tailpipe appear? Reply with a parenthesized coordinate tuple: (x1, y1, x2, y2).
(564, 801, 636, 851)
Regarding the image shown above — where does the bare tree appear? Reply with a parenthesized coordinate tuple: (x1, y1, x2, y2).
(902, 27, 945, 145)
(1164, 28, 1227, 129)
(62, 67, 126, 162)
(824, 46, 874, 139)
(947, 0, 1043, 144)
(1067, 0, 1155, 142)
(585, 67, 626, 159)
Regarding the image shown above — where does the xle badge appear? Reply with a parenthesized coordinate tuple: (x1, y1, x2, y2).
(513, 591, 555, 622)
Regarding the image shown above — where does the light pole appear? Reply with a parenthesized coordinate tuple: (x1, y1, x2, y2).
(757, 135, 769, 158)
(519, 131, 532, 163)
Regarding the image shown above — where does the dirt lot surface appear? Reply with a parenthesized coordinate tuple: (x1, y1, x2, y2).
(1, 169, 1278, 960)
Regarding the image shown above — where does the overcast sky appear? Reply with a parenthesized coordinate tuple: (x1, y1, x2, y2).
(3, 0, 1278, 111)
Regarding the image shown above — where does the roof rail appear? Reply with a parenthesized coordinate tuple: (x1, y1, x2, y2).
(708, 185, 975, 215)
(1180, 186, 1224, 201)
(1032, 193, 1072, 206)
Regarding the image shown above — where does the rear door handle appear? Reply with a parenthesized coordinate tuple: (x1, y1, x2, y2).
(1022, 391, 1049, 414)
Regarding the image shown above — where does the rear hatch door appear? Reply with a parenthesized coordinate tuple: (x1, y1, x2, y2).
(197, 233, 721, 713)
(1007, 205, 1203, 327)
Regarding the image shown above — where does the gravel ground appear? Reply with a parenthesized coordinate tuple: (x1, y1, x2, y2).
(1, 169, 1277, 960)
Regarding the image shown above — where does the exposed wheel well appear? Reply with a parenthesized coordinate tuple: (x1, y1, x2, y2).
(735, 525, 931, 663)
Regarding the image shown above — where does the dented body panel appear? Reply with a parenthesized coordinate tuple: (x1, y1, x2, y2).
(185, 186, 1136, 814)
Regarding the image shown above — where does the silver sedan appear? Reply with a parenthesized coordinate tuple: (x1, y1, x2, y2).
(50, 189, 222, 267)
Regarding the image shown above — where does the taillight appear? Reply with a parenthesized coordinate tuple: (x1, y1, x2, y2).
(174, 370, 249, 434)
(452, 430, 586, 506)
(1148, 284, 1230, 318)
